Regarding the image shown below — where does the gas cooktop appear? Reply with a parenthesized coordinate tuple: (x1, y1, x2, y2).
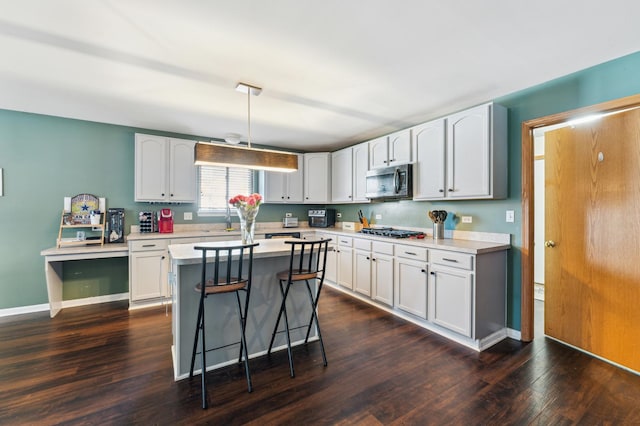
(359, 227, 426, 239)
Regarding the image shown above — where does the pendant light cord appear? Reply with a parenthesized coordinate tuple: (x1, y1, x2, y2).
(247, 90, 252, 148)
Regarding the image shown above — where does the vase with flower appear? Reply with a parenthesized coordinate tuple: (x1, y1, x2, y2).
(229, 193, 262, 244)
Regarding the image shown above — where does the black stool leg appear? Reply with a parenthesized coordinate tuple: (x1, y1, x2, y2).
(303, 279, 327, 366)
(190, 298, 204, 377)
(235, 291, 252, 392)
(267, 279, 287, 354)
(200, 302, 208, 409)
(280, 281, 295, 378)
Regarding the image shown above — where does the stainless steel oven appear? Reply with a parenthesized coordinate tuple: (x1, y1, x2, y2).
(265, 231, 301, 239)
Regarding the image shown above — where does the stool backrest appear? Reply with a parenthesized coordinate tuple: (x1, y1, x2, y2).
(193, 242, 259, 294)
(284, 238, 332, 282)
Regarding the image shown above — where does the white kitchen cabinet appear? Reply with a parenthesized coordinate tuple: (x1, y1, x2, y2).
(353, 238, 372, 297)
(446, 103, 507, 199)
(352, 142, 370, 202)
(394, 246, 428, 319)
(369, 129, 412, 169)
(262, 154, 304, 203)
(412, 103, 507, 200)
(335, 236, 354, 290)
(413, 118, 446, 199)
(304, 152, 331, 203)
(331, 148, 353, 203)
(135, 134, 197, 203)
(429, 262, 473, 338)
(331, 142, 370, 204)
(129, 239, 169, 304)
(322, 236, 337, 284)
(371, 241, 394, 307)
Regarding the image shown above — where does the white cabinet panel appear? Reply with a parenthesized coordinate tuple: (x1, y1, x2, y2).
(304, 153, 331, 203)
(413, 118, 446, 200)
(135, 134, 197, 203)
(354, 249, 371, 296)
(394, 257, 428, 319)
(337, 246, 353, 290)
(388, 129, 412, 165)
(352, 142, 370, 202)
(429, 265, 473, 337)
(130, 250, 168, 301)
(368, 129, 412, 169)
(372, 253, 393, 306)
(263, 154, 304, 203)
(331, 148, 353, 203)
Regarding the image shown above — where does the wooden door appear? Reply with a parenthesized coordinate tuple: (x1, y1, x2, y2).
(544, 108, 640, 372)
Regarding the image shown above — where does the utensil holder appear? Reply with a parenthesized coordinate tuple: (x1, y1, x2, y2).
(433, 223, 444, 239)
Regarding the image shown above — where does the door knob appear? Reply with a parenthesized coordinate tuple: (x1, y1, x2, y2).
(544, 240, 556, 248)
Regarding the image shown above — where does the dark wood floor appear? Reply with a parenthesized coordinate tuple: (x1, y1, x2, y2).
(1, 288, 639, 425)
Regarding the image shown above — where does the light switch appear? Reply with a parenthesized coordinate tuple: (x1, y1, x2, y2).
(184, 212, 193, 220)
(506, 210, 515, 223)
(461, 216, 472, 223)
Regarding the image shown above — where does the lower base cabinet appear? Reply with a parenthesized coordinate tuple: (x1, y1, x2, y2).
(371, 250, 394, 306)
(394, 257, 428, 319)
(428, 264, 473, 337)
(129, 240, 169, 302)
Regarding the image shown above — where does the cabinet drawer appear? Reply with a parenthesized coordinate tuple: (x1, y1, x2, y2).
(338, 236, 353, 247)
(372, 241, 394, 255)
(430, 250, 474, 270)
(395, 245, 427, 261)
(129, 239, 168, 252)
(354, 238, 371, 251)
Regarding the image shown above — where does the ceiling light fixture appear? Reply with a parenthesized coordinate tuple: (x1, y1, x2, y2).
(194, 82, 298, 172)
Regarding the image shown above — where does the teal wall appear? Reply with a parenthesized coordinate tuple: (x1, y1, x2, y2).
(2, 50, 639, 330)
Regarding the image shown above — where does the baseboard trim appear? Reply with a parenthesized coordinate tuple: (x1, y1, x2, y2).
(0, 303, 50, 318)
(0, 293, 129, 318)
(507, 328, 522, 341)
(61, 293, 129, 309)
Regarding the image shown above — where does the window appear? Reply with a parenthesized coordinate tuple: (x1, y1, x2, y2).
(198, 166, 256, 215)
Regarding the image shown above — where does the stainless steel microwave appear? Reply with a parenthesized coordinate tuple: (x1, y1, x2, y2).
(365, 163, 413, 201)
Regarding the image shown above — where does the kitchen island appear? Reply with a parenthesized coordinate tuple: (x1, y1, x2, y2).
(168, 238, 318, 380)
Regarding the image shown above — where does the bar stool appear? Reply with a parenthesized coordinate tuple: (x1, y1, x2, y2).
(268, 238, 331, 377)
(189, 242, 259, 409)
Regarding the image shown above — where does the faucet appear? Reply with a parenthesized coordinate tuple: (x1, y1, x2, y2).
(225, 206, 233, 230)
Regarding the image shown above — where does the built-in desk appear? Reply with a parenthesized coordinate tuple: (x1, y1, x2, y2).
(40, 244, 129, 317)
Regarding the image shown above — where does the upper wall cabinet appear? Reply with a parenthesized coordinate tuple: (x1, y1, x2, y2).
(369, 129, 412, 169)
(304, 152, 332, 203)
(331, 147, 353, 203)
(135, 134, 197, 203)
(413, 103, 507, 200)
(262, 154, 304, 203)
(331, 142, 370, 204)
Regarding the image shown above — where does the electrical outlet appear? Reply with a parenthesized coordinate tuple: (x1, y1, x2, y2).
(336, 212, 342, 218)
(461, 216, 473, 223)
(375, 214, 382, 220)
(506, 210, 515, 223)
(184, 212, 193, 220)
(285, 212, 292, 218)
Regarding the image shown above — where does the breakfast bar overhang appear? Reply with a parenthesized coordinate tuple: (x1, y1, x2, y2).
(168, 238, 319, 380)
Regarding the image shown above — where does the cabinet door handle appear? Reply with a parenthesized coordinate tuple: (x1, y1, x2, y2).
(366, 256, 370, 260)
(372, 258, 376, 262)
(430, 271, 435, 275)
(421, 269, 427, 273)
(439, 189, 444, 193)
(161, 193, 165, 197)
(442, 258, 459, 263)
(404, 251, 417, 256)
(161, 256, 165, 260)
(448, 188, 454, 192)
(142, 244, 157, 248)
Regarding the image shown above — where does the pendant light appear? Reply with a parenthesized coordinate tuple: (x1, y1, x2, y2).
(194, 82, 298, 172)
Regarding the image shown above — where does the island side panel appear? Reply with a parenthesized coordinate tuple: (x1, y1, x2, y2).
(174, 255, 317, 378)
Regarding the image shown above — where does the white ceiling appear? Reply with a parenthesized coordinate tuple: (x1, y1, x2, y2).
(1, 1, 639, 152)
